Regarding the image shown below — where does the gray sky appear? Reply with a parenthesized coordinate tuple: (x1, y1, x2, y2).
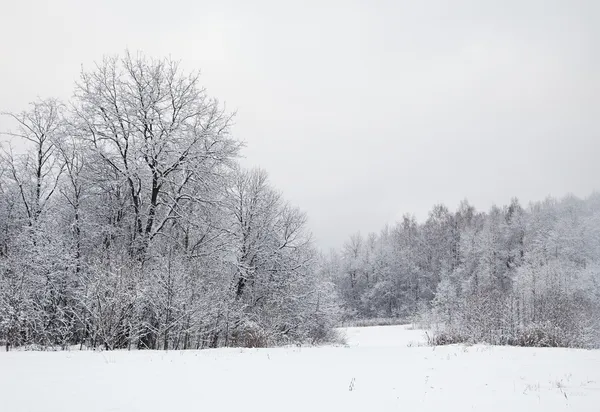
(1, 0, 599, 250)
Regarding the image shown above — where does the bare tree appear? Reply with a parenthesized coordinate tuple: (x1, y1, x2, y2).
(73, 51, 240, 258)
(1, 98, 65, 224)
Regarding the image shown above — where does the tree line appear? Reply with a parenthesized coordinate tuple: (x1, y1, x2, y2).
(0, 52, 338, 351)
(2, 51, 597, 351)
(326, 195, 600, 348)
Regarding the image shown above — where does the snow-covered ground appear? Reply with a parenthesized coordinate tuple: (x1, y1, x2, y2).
(1, 325, 599, 411)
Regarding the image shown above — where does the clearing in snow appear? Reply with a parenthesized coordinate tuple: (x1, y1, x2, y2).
(1, 325, 599, 411)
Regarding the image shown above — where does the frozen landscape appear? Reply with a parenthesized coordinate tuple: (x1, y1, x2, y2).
(1, 3, 599, 412)
(1, 324, 599, 412)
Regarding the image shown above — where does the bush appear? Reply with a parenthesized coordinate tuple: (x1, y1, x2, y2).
(505, 323, 580, 348)
(426, 330, 469, 346)
(426, 322, 587, 349)
(229, 320, 269, 348)
(310, 325, 345, 345)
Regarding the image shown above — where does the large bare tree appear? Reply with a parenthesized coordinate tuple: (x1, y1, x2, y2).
(74, 52, 240, 258)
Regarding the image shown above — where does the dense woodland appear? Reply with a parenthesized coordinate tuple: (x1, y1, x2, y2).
(326, 195, 600, 348)
(0, 52, 338, 350)
(1, 52, 598, 351)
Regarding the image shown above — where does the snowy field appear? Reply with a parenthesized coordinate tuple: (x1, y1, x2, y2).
(1, 325, 599, 412)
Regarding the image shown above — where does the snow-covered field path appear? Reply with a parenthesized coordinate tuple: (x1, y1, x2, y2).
(1, 325, 599, 411)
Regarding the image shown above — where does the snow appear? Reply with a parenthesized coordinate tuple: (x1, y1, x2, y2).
(341, 324, 427, 347)
(1, 325, 599, 411)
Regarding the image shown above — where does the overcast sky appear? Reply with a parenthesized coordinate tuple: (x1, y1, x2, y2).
(1, 0, 598, 250)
